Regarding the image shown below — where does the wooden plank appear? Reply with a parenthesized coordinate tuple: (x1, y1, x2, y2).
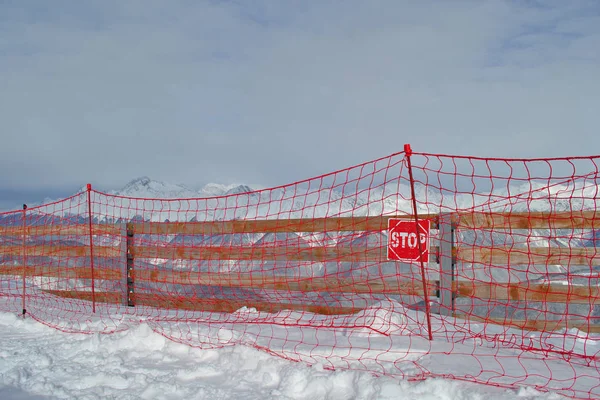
(455, 281, 600, 304)
(455, 211, 598, 230)
(1, 210, 596, 238)
(43, 290, 122, 304)
(458, 246, 600, 266)
(135, 270, 435, 296)
(133, 245, 386, 262)
(454, 314, 600, 333)
(18, 265, 596, 305)
(134, 293, 361, 315)
(0, 245, 120, 258)
(131, 214, 439, 235)
(0, 265, 121, 280)
(133, 244, 439, 263)
(133, 245, 443, 263)
(0, 224, 121, 236)
(43, 290, 361, 315)
(20, 265, 595, 305)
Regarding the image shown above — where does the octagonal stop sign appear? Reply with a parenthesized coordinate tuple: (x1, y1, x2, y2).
(387, 219, 431, 263)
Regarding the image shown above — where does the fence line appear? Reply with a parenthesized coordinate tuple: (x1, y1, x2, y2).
(1, 148, 599, 398)
(1, 211, 598, 328)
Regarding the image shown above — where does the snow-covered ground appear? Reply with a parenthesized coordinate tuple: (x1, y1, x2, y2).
(0, 298, 585, 400)
(1, 164, 598, 399)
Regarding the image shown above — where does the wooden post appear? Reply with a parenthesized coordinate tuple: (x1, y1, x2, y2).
(438, 213, 455, 316)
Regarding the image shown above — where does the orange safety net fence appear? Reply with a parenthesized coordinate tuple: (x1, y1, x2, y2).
(1, 148, 599, 398)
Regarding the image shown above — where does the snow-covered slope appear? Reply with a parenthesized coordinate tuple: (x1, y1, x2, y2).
(0, 299, 592, 399)
(111, 177, 201, 198)
(110, 177, 257, 199)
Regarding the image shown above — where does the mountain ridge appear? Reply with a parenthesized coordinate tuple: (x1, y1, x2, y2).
(112, 177, 260, 199)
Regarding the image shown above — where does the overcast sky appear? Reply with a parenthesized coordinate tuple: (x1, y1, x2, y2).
(1, 0, 599, 207)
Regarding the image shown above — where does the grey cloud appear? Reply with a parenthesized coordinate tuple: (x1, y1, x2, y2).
(0, 0, 598, 196)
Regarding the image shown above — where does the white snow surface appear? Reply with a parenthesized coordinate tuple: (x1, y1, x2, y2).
(0, 301, 580, 400)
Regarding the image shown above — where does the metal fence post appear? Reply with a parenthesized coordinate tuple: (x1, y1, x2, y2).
(120, 223, 128, 307)
(438, 213, 455, 316)
(126, 223, 135, 307)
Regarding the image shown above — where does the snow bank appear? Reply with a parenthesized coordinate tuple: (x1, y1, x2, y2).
(0, 310, 561, 400)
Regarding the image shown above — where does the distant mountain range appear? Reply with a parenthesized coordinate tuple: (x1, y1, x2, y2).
(108, 177, 259, 199)
(2, 174, 598, 228)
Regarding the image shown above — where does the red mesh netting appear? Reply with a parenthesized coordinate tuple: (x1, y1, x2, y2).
(1, 149, 599, 398)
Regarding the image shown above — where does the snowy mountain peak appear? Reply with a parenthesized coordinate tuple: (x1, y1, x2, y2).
(225, 185, 256, 196)
(199, 183, 235, 197)
(110, 178, 261, 200)
(115, 177, 200, 199)
(127, 176, 152, 187)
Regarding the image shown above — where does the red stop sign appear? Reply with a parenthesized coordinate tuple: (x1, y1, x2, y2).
(387, 219, 431, 262)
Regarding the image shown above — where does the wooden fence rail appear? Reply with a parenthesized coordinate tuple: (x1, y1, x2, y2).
(1, 210, 597, 236)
